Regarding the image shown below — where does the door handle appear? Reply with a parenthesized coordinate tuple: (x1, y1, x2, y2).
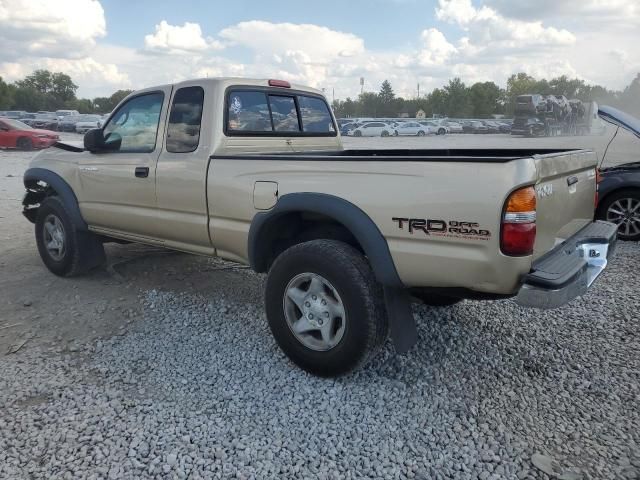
(135, 167, 149, 178)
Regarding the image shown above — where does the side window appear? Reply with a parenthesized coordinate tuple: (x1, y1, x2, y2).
(103, 92, 164, 153)
(166, 86, 204, 153)
(298, 96, 335, 133)
(227, 91, 271, 132)
(268, 95, 300, 132)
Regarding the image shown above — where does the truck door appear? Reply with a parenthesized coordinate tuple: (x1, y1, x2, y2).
(155, 83, 214, 253)
(77, 87, 172, 240)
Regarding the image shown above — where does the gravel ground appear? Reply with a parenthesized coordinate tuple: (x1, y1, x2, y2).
(1, 241, 639, 479)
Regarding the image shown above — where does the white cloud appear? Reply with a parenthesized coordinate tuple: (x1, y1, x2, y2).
(417, 28, 457, 66)
(436, 0, 575, 55)
(0, 0, 106, 60)
(220, 21, 365, 60)
(144, 21, 224, 54)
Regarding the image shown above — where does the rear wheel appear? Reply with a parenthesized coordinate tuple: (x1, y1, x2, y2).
(17, 137, 33, 151)
(353, 130, 362, 137)
(417, 130, 425, 137)
(597, 189, 640, 241)
(381, 130, 389, 137)
(437, 128, 446, 135)
(35, 196, 106, 276)
(265, 240, 388, 376)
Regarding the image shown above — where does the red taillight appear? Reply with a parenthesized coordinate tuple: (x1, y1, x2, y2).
(501, 186, 537, 256)
(268, 79, 291, 88)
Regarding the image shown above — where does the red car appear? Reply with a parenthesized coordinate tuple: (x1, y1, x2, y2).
(0, 117, 59, 150)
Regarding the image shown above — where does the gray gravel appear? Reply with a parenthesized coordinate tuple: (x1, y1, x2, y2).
(1, 242, 639, 479)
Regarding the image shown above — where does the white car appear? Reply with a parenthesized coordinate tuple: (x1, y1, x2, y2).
(445, 121, 463, 133)
(419, 121, 448, 135)
(75, 115, 104, 134)
(394, 121, 428, 136)
(348, 121, 394, 137)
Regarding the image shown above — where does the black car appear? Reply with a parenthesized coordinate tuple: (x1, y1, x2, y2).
(595, 106, 640, 240)
(58, 115, 82, 132)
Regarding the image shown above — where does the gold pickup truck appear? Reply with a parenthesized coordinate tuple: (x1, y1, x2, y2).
(22, 78, 618, 376)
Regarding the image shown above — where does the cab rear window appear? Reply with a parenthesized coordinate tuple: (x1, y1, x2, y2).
(226, 89, 336, 136)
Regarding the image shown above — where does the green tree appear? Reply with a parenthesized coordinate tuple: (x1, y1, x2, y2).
(51, 72, 78, 102)
(469, 81, 502, 118)
(0, 76, 14, 110)
(15, 69, 54, 94)
(378, 80, 395, 116)
(443, 78, 471, 117)
(357, 92, 380, 117)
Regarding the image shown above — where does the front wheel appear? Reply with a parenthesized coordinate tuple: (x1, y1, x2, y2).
(597, 189, 640, 241)
(437, 128, 446, 135)
(353, 130, 362, 137)
(35, 196, 106, 276)
(265, 240, 388, 376)
(381, 130, 389, 137)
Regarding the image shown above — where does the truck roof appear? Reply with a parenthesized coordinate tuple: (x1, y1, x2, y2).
(135, 77, 324, 97)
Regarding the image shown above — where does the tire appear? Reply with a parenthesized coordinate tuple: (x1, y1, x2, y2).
(411, 291, 461, 307)
(437, 128, 446, 135)
(596, 189, 640, 241)
(353, 130, 362, 137)
(265, 239, 388, 376)
(17, 137, 33, 151)
(394, 130, 399, 136)
(381, 130, 389, 137)
(417, 130, 425, 137)
(35, 196, 106, 277)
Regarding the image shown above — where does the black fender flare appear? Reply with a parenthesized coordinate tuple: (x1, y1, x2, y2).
(23, 167, 88, 231)
(248, 192, 403, 287)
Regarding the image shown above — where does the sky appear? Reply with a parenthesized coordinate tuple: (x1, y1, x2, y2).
(0, 0, 639, 99)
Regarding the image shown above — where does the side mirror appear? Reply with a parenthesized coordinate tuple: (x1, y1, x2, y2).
(84, 128, 122, 152)
(84, 128, 104, 152)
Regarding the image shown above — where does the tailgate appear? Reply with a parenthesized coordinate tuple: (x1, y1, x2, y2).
(533, 150, 597, 259)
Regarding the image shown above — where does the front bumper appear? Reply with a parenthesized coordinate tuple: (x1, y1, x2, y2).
(515, 221, 617, 309)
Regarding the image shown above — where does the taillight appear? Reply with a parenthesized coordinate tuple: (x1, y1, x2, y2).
(501, 186, 536, 256)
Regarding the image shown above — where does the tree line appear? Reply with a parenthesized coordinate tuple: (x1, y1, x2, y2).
(0, 69, 133, 114)
(2, 68, 639, 119)
(332, 73, 640, 119)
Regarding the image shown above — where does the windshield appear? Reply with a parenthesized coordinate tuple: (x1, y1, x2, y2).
(2, 118, 32, 129)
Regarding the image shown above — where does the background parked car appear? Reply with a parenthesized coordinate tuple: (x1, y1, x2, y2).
(58, 115, 83, 132)
(394, 121, 428, 136)
(0, 117, 59, 150)
(18, 113, 37, 124)
(28, 113, 59, 131)
(467, 120, 488, 134)
(340, 122, 360, 136)
(3, 111, 27, 119)
(497, 121, 512, 133)
(74, 114, 104, 134)
(420, 120, 448, 135)
(348, 121, 394, 137)
(445, 121, 463, 133)
(482, 121, 501, 134)
(55, 109, 80, 121)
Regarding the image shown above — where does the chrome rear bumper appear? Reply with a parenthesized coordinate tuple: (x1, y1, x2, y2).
(515, 221, 617, 309)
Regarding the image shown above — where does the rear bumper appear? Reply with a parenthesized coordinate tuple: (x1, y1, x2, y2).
(515, 221, 617, 309)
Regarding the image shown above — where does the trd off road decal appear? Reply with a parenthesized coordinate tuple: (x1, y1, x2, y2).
(392, 217, 491, 240)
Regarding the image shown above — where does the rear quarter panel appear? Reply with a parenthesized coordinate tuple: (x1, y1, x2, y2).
(207, 157, 538, 294)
